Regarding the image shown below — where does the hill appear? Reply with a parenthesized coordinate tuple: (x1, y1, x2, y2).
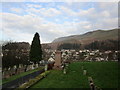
(43, 28, 119, 50)
(53, 29, 118, 44)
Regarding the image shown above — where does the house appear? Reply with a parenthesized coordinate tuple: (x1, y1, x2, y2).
(48, 57, 55, 62)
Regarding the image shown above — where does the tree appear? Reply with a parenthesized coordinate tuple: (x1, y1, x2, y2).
(2, 42, 30, 71)
(57, 43, 81, 50)
(84, 40, 119, 51)
(29, 32, 42, 64)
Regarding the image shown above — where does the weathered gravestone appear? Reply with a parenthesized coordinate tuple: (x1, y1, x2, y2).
(53, 51, 62, 70)
(3, 71, 10, 79)
(31, 64, 34, 70)
(63, 68, 66, 74)
(26, 65, 31, 71)
(88, 77, 95, 90)
(45, 64, 48, 71)
(83, 70, 87, 75)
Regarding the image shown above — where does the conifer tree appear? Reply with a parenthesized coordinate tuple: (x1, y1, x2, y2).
(30, 32, 42, 64)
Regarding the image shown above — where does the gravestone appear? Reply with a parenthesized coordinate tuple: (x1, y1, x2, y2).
(3, 71, 9, 79)
(45, 64, 48, 71)
(83, 70, 87, 75)
(26, 65, 31, 71)
(36, 64, 39, 68)
(88, 77, 95, 90)
(53, 51, 62, 70)
(31, 65, 34, 70)
(63, 68, 66, 74)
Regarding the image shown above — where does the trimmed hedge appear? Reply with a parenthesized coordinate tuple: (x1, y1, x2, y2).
(17, 71, 50, 89)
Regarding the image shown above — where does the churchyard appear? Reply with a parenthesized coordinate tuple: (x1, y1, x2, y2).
(1, 49, 118, 89)
(1, 48, 118, 89)
(1, 33, 119, 89)
(29, 61, 118, 89)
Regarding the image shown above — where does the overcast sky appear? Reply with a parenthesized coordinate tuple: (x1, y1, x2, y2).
(0, 2, 118, 44)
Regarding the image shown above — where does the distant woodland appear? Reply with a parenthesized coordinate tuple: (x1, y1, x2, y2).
(56, 40, 119, 51)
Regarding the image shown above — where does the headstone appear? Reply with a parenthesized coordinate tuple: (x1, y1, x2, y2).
(36, 64, 38, 68)
(53, 51, 62, 70)
(14, 65, 17, 70)
(90, 81, 95, 90)
(31, 65, 34, 70)
(63, 68, 66, 74)
(83, 70, 87, 75)
(45, 64, 48, 71)
(4, 71, 10, 78)
(17, 68, 21, 74)
(88, 77, 95, 90)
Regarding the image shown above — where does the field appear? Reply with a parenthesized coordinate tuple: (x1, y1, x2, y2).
(30, 61, 118, 89)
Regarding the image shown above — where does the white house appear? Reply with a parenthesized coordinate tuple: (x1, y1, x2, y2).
(48, 57, 55, 62)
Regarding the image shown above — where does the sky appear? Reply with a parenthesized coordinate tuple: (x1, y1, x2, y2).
(0, 2, 118, 44)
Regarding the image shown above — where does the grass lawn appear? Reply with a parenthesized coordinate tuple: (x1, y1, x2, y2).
(2, 67, 44, 85)
(81, 61, 118, 88)
(30, 61, 118, 89)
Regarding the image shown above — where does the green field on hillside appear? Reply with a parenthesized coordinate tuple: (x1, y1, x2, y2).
(30, 61, 118, 89)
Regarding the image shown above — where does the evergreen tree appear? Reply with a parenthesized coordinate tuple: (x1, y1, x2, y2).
(30, 32, 42, 64)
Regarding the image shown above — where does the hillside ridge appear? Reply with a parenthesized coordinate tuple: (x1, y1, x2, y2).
(52, 28, 118, 43)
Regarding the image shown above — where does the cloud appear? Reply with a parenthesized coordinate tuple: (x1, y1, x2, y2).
(97, 2, 118, 18)
(2, 12, 93, 43)
(10, 8, 23, 14)
(2, 13, 45, 32)
(98, 2, 117, 10)
(40, 8, 62, 17)
(1, 12, 73, 43)
(26, 4, 42, 8)
(59, 6, 77, 16)
(26, 7, 62, 17)
(1, 2, 118, 44)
